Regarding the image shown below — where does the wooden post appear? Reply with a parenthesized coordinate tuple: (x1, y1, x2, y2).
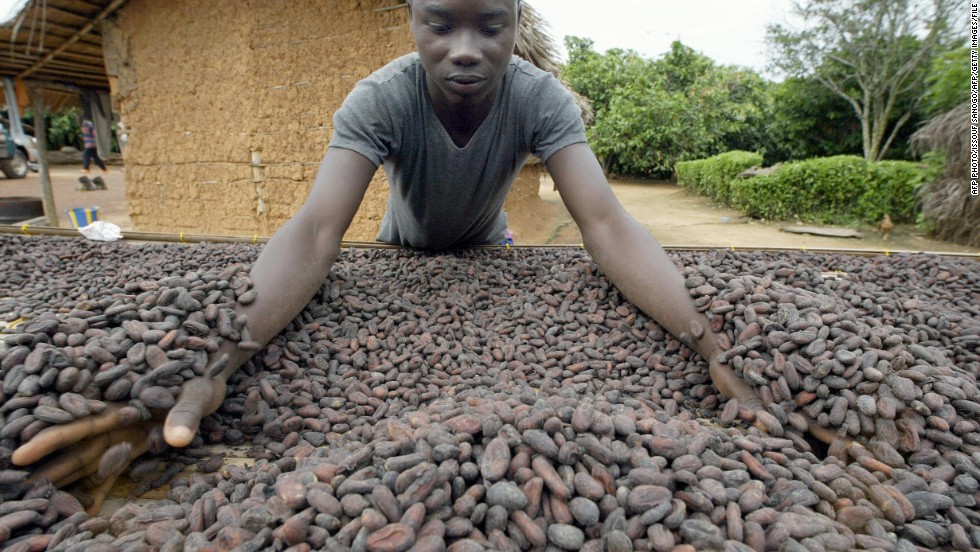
(31, 89, 58, 227)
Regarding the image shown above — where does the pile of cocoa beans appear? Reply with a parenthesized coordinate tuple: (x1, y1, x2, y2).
(1, 235, 979, 552)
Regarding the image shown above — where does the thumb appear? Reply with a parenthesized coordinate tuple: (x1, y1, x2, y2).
(164, 378, 224, 447)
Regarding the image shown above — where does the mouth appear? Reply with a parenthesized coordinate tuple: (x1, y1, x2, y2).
(448, 74, 485, 86)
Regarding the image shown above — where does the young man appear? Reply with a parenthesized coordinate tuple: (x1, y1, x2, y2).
(15, 0, 763, 498)
(78, 116, 108, 191)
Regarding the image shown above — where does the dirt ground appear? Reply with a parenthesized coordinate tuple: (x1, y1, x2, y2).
(508, 174, 980, 255)
(0, 163, 131, 231)
(2, 167, 977, 255)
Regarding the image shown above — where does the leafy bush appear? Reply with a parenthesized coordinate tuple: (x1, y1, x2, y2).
(675, 159, 706, 189)
(700, 151, 764, 205)
(676, 151, 762, 204)
(47, 109, 83, 151)
(564, 38, 772, 178)
(21, 107, 83, 151)
(728, 155, 929, 224)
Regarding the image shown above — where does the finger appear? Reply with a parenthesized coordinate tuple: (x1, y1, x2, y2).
(708, 362, 762, 409)
(82, 471, 122, 517)
(39, 427, 148, 489)
(44, 435, 109, 488)
(11, 404, 125, 466)
(51, 454, 98, 489)
(164, 379, 223, 447)
(75, 435, 150, 516)
(807, 418, 844, 446)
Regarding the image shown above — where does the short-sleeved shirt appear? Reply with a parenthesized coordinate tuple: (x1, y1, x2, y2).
(81, 120, 97, 149)
(329, 53, 587, 250)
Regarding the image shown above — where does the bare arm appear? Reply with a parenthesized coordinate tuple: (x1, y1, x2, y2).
(546, 143, 759, 406)
(228, 148, 376, 355)
(164, 147, 378, 445)
(13, 148, 378, 480)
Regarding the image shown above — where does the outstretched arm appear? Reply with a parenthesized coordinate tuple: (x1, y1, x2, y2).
(546, 143, 760, 407)
(14, 147, 378, 477)
(164, 147, 378, 445)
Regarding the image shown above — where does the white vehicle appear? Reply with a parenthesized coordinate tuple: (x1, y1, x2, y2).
(0, 77, 40, 174)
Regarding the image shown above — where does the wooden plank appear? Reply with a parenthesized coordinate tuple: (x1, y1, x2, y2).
(1, 49, 101, 64)
(780, 226, 863, 239)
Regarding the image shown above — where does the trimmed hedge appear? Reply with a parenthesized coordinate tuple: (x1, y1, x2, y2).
(676, 151, 762, 205)
(678, 153, 929, 225)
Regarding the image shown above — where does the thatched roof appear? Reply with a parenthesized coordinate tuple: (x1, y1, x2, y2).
(911, 102, 970, 179)
(910, 102, 978, 247)
(515, 2, 593, 124)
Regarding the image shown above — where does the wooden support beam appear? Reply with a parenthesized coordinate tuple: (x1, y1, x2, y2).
(30, 89, 58, 228)
(18, 0, 127, 81)
(1, 49, 105, 68)
(41, 5, 97, 24)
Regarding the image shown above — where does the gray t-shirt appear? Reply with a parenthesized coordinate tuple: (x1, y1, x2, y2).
(329, 53, 587, 250)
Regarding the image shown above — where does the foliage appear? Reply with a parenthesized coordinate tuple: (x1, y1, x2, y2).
(764, 71, 926, 163)
(675, 159, 705, 190)
(563, 38, 772, 178)
(676, 151, 763, 205)
(22, 107, 83, 151)
(562, 37, 654, 118)
(47, 108, 83, 151)
(728, 155, 929, 224)
(921, 47, 970, 117)
(856, 160, 935, 222)
(767, 0, 961, 161)
(764, 77, 863, 163)
(586, 88, 690, 176)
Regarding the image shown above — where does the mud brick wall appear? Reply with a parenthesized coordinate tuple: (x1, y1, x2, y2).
(107, 0, 541, 240)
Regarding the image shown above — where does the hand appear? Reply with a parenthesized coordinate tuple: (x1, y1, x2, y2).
(707, 357, 763, 410)
(163, 374, 229, 447)
(10, 374, 229, 514)
(707, 357, 846, 449)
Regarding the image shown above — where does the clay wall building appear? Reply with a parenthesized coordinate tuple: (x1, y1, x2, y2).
(103, 0, 551, 240)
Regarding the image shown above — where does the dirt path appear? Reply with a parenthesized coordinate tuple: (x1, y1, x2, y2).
(3, 168, 976, 256)
(508, 174, 979, 255)
(0, 164, 131, 231)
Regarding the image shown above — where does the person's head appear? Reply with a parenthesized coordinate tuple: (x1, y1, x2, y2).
(407, 0, 521, 110)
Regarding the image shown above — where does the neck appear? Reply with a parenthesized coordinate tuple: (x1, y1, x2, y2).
(426, 76, 500, 146)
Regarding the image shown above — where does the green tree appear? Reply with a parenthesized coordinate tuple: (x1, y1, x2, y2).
(921, 47, 970, 116)
(768, 0, 960, 161)
(22, 107, 83, 151)
(563, 38, 772, 178)
(765, 77, 863, 163)
(653, 43, 772, 155)
(562, 37, 655, 117)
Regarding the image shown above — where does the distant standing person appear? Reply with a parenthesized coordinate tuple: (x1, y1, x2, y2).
(79, 115, 108, 190)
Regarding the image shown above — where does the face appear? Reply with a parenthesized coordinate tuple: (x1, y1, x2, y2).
(409, 0, 520, 110)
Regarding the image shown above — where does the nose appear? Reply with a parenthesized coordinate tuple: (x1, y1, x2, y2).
(448, 30, 482, 66)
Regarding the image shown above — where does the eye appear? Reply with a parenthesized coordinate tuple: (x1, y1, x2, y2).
(481, 25, 503, 36)
(427, 22, 451, 34)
